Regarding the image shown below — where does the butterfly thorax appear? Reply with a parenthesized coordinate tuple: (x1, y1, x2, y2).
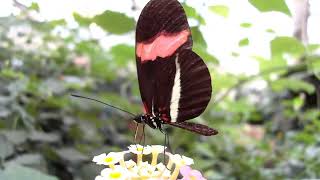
(134, 114, 163, 130)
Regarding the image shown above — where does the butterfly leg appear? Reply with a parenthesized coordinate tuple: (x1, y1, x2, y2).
(163, 129, 174, 170)
(140, 125, 146, 154)
(133, 123, 139, 143)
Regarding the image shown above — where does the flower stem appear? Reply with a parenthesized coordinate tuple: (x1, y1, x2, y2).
(109, 163, 115, 169)
(170, 165, 181, 180)
(166, 159, 173, 169)
(151, 152, 159, 166)
(137, 154, 143, 166)
(119, 159, 126, 167)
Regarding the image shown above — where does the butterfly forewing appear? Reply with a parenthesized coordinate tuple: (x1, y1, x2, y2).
(136, 0, 192, 48)
(136, 56, 176, 120)
(136, 0, 192, 118)
(136, 0, 213, 128)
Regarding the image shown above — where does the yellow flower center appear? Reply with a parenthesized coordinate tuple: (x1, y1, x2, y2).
(109, 172, 121, 179)
(137, 147, 144, 151)
(104, 157, 113, 163)
(191, 176, 197, 180)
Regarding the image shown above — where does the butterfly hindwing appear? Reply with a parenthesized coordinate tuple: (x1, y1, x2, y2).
(172, 50, 212, 122)
(168, 122, 218, 136)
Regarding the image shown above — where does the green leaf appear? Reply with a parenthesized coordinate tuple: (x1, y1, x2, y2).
(209, 5, 229, 18)
(29, 2, 40, 12)
(307, 55, 320, 80)
(93, 10, 135, 34)
(307, 44, 320, 53)
(266, 28, 275, 33)
(239, 38, 249, 47)
(292, 96, 304, 110)
(231, 52, 240, 57)
(271, 78, 315, 94)
(193, 44, 219, 64)
(240, 23, 252, 28)
(73, 12, 92, 26)
(254, 56, 287, 79)
(294, 132, 316, 144)
(0, 135, 14, 159)
(75, 41, 116, 80)
(249, 0, 291, 16)
(303, 109, 320, 121)
(0, 69, 25, 79)
(183, 4, 206, 25)
(212, 71, 238, 92)
(49, 19, 67, 27)
(226, 99, 255, 114)
(271, 36, 305, 58)
(0, 163, 58, 180)
(191, 27, 207, 48)
(110, 44, 135, 66)
(190, 27, 218, 64)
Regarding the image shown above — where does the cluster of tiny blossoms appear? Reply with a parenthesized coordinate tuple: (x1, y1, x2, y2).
(92, 144, 206, 180)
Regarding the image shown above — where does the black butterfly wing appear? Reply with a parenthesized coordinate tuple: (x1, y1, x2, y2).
(172, 50, 212, 122)
(136, 0, 191, 120)
(168, 122, 218, 136)
(136, 56, 177, 121)
(136, 0, 213, 125)
(136, 0, 192, 47)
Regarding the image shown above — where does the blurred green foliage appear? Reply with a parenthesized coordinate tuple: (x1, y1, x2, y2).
(0, 0, 320, 180)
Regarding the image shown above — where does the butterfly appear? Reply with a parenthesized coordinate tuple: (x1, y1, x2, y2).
(132, 0, 218, 136)
(72, 0, 218, 136)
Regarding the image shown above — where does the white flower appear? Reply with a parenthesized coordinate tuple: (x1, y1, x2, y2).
(100, 166, 128, 180)
(151, 145, 167, 166)
(125, 159, 136, 168)
(138, 162, 156, 177)
(171, 154, 183, 164)
(94, 175, 105, 180)
(156, 162, 166, 171)
(92, 144, 203, 179)
(92, 152, 122, 166)
(171, 154, 194, 166)
(151, 145, 166, 153)
(181, 155, 194, 166)
(152, 163, 171, 177)
(128, 144, 152, 155)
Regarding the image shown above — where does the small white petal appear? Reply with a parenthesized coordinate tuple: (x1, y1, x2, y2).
(156, 163, 166, 171)
(182, 155, 194, 165)
(93, 154, 107, 164)
(171, 154, 183, 164)
(128, 144, 152, 155)
(125, 159, 136, 168)
(94, 175, 105, 180)
(93, 152, 122, 165)
(101, 165, 128, 179)
(162, 169, 172, 177)
(151, 145, 166, 153)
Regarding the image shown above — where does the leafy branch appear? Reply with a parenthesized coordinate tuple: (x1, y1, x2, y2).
(213, 58, 315, 104)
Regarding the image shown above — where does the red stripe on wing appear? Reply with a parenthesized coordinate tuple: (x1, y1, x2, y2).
(136, 30, 190, 62)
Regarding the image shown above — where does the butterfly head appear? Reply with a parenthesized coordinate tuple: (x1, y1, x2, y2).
(133, 114, 146, 124)
(133, 114, 162, 130)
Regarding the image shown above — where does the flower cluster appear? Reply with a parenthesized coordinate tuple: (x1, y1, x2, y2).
(92, 144, 206, 180)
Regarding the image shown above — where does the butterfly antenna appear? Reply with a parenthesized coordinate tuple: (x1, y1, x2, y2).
(71, 94, 136, 117)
